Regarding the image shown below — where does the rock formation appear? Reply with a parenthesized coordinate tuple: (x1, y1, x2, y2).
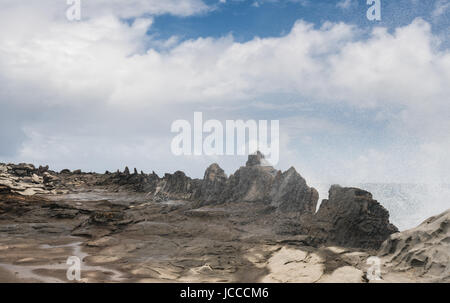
(378, 209, 450, 281)
(196, 152, 319, 214)
(269, 167, 319, 213)
(159, 171, 202, 200)
(92, 152, 318, 215)
(2, 155, 449, 282)
(218, 157, 278, 204)
(0, 163, 54, 196)
(0, 154, 398, 250)
(198, 163, 228, 204)
(309, 185, 398, 249)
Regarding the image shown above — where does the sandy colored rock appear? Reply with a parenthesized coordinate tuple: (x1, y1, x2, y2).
(0, 158, 446, 283)
(261, 247, 324, 283)
(378, 209, 450, 282)
(318, 266, 364, 283)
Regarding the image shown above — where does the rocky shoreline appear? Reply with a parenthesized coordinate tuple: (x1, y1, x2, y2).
(0, 153, 448, 282)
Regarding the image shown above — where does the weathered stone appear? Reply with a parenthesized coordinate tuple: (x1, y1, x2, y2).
(0, 184, 11, 194)
(14, 169, 28, 177)
(38, 165, 49, 174)
(197, 153, 318, 215)
(0, 165, 8, 174)
(123, 167, 130, 175)
(31, 174, 41, 184)
(198, 164, 227, 204)
(269, 167, 318, 213)
(220, 164, 277, 203)
(246, 151, 265, 167)
(10, 164, 36, 177)
(310, 185, 398, 249)
(379, 209, 450, 281)
(161, 171, 201, 199)
(42, 172, 59, 185)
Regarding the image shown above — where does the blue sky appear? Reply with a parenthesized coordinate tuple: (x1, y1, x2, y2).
(150, 0, 448, 43)
(0, 0, 449, 189)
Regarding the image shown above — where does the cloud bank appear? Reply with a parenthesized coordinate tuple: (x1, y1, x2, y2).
(0, 1, 449, 188)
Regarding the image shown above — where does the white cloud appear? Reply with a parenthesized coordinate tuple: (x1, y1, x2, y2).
(0, 2, 449, 185)
(337, 0, 354, 9)
(0, 0, 210, 19)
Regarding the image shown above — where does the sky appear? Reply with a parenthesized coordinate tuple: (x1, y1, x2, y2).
(0, 0, 450, 192)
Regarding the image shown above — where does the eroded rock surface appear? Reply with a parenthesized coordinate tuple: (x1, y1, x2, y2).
(197, 152, 319, 215)
(1, 155, 446, 283)
(198, 164, 228, 205)
(378, 209, 450, 282)
(309, 185, 398, 249)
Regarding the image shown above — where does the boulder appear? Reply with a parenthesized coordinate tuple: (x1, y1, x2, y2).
(310, 185, 398, 249)
(31, 174, 41, 184)
(43, 172, 59, 184)
(10, 163, 36, 176)
(38, 165, 49, 174)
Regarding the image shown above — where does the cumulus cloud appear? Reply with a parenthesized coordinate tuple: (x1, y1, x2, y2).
(0, 2, 449, 185)
(1, 0, 210, 19)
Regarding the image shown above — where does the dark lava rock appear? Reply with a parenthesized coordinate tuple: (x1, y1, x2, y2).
(89, 211, 125, 225)
(43, 172, 58, 184)
(97, 168, 160, 193)
(9, 163, 36, 177)
(0, 185, 11, 194)
(161, 171, 201, 199)
(198, 163, 228, 204)
(269, 167, 318, 213)
(38, 165, 49, 175)
(60, 169, 71, 174)
(197, 153, 318, 214)
(246, 151, 265, 166)
(219, 161, 278, 203)
(310, 185, 398, 250)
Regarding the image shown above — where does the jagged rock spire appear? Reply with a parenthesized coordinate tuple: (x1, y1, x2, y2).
(246, 151, 264, 167)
